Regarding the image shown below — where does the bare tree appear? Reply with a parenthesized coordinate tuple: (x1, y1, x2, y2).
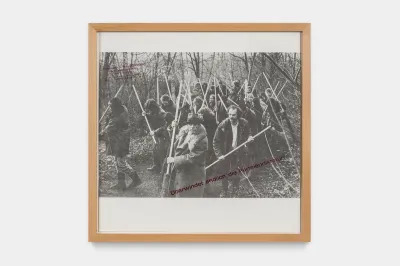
(229, 52, 257, 81)
(100, 52, 114, 104)
(262, 53, 299, 89)
(187, 52, 201, 78)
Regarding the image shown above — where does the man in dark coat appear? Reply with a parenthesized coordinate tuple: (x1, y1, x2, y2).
(143, 99, 170, 173)
(178, 101, 191, 128)
(160, 94, 176, 115)
(261, 89, 288, 159)
(167, 111, 208, 198)
(209, 94, 227, 125)
(251, 96, 266, 161)
(100, 97, 141, 191)
(239, 99, 258, 168)
(240, 99, 258, 136)
(261, 88, 285, 132)
(157, 112, 176, 188)
(262, 87, 297, 143)
(252, 97, 263, 132)
(213, 105, 253, 197)
(194, 97, 216, 150)
(227, 80, 243, 107)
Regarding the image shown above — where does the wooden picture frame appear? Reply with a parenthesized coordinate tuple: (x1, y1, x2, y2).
(89, 23, 310, 242)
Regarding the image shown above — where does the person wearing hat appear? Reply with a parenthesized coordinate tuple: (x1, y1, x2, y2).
(100, 97, 142, 191)
(166, 110, 208, 198)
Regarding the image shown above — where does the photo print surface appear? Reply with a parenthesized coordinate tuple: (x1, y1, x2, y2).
(98, 51, 301, 199)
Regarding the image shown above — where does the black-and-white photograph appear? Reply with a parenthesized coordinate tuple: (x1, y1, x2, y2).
(98, 52, 301, 198)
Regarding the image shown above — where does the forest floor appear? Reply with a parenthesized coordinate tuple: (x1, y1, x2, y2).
(99, 135, 300, 198)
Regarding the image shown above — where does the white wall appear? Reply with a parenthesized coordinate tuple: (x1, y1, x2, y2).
(0, 0, 399, 265)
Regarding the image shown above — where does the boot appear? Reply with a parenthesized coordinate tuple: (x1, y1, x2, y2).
(128, 171, 142, 189)
(111, 172, 126, 191)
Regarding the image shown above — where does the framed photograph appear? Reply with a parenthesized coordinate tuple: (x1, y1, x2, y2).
(89, 23, 310, 242)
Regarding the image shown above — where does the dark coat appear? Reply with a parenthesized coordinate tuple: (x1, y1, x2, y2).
(252, 98, 263, 132)
(210, 101, 227, 124)
(227, 93, 242, 107)
(242, 108, 258, 135)
(178, 104, 191, 128)
(103, 106, 130, 158)
(213, 117, 251, 173)
(261, 96, 285, 132)
(260, 96, 288, 159)
(161, 101, 176, 116)
(173, 124, 208, 197)
(145, 110, 169, 141)
(213, 118, 250, 180)
(198, 106, 218, 164)
(146, 110, 171, 168)
(242, 108, 258, 157)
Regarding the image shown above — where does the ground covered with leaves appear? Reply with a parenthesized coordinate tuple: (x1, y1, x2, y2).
(99, 130, 300, 198)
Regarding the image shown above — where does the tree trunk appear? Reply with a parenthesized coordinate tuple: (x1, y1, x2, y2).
(100, 52, 112, 108)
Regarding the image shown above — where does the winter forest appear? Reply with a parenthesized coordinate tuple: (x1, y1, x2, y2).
(98, 52, 302, 198)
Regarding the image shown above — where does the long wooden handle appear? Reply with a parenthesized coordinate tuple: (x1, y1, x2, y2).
(201, 77, 212, 107)
(206, 126, 271, 170)
(217, 94, 228, 111)
(251, 74, 261, 94)
(166, 82, 183, 174)
(99, 84, 125, 123)
(164, 74, 172, 99)
(132, 83, 157, 144)
(214, 76, 218, 123)
(156, 76, 160, 104)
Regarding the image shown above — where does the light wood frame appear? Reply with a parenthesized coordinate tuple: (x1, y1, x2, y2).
(89, 23, 311, 242)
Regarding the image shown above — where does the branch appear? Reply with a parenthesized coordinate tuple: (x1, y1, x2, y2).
(295, 66, 301, 83)
(263, 53, 299, 89)
(229, 53, 247, 64)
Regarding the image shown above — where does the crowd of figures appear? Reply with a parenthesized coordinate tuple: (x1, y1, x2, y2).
(100, 76, 299, 198)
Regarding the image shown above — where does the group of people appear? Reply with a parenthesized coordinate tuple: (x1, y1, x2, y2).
(100, 78, 296, 198)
